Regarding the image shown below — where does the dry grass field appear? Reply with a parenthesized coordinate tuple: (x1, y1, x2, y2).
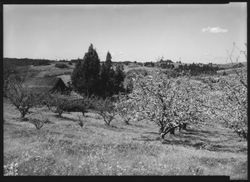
(3, 97, 247, 178)
(29, 63, 74, 77)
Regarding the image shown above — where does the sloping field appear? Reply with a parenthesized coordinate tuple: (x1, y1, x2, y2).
(29, 64, 74, 77)
(3, 99, 247, 178)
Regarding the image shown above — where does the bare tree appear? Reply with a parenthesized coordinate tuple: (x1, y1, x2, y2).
(94, 97, 116, 126)
(6, 75, 39, 120)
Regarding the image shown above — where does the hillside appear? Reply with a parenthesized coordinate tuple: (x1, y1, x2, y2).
(4, 57, 246, 78)
(3, 58, 247, 178)
(3, 97, 247, 178)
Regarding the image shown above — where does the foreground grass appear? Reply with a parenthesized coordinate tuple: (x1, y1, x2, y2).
(3, 101, 247, 179)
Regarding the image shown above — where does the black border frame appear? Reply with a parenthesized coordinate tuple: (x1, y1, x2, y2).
(0, 1, 248, 182)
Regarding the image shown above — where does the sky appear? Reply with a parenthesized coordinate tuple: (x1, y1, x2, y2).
(4, 3, 247, 63)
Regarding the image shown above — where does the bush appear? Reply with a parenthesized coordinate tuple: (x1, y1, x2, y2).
(29, 118, 45, 130)
(44, 94, 94, 117)
(55, 63, 69, 69)
(28, 112, 50, 130)
(56, 98, 87, 117)
(76, 114, 88, 128)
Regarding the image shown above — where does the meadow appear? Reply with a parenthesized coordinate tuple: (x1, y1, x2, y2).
(3, 98, 247, 178)
(3, 59, 247, 179)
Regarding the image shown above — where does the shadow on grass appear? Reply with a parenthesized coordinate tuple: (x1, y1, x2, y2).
(87, 122, 137, 133)
(136, 127, 247, 153)
(130, 123, 148, 128)
(161, 128, 247, 153)
(133, 135, 161, 142)
(11, 129, 37, 138)
(87, 122, 125, 132)
(54, 115, 78, 122)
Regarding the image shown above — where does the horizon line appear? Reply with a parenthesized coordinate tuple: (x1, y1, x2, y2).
(4, 56, 245, 65)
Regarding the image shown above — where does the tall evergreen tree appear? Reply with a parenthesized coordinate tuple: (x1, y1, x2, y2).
(105, 51, 112, 70)
(71, 44, 100, 96)
(99, 51, 115, 97)
(113, 64, 125, 94)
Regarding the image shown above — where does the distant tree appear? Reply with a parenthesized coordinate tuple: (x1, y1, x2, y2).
(55, 63, 69, 69)
(105, 51, 112, 69)
(144, 62, 155, 67)
(71, 44, 100, 96)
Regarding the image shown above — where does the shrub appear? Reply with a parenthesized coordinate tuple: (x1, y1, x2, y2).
(28, 112, 50, 130)
(29, 118, 45, 130)
(55, 63, 69, 69)
(57, 98, 87, 117)
(77, 114, 88, 128)
(44, 94, 94, 117)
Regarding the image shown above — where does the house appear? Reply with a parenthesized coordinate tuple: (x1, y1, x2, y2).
(23, 76, 69, 94)
(57, 74, 83, 99)
(57, 74, 71, 87)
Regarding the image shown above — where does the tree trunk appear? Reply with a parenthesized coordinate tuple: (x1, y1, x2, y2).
(21, 112, 26, 119)
(160, 126, 177, 139)
(159, 125, 164, 134)
(82, 111, 85, 117)
(104, 121, 110, 126)
(179, 125, 182, 131)
(58, 110, 63, 117)
(20, 108, 27, 119)
(169, 127, 175, 135)
(124, 119, 130, 125)
(160, 127, 169, 139)
(160, 132, 166, 139)
(183, 123, 187, 130)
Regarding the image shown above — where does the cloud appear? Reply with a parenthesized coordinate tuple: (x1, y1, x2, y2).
(202, 26, 228, 33)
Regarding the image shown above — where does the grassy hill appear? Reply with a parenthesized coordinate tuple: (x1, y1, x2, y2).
(3, 58, 247, 178)
(3, 96, 247, 178)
